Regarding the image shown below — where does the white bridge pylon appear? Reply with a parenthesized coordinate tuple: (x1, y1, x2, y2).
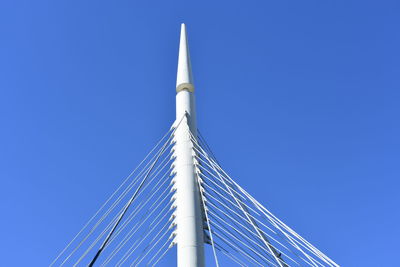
(50, 24, 339, 267)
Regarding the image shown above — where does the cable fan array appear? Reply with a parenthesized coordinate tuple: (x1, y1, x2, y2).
(51, 115, 338, 266)
(50, 118, 184, 267)
(191, 129, 339, 267)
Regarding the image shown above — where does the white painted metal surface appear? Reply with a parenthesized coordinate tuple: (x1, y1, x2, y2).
(51, 23, 339, 267)
(173, 23, 205, 267)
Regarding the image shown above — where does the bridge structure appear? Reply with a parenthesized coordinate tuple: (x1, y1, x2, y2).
(50, 24, 339, 267)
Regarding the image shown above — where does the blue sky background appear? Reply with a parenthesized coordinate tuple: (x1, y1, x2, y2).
(1, 0, 399, 266)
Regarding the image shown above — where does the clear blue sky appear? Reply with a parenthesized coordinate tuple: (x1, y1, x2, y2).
(0, 0, 399, 266)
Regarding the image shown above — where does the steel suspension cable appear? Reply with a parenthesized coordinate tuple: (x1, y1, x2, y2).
(196, 172, 220, 267)
(149, 239, 173, 266)
(87, 115, 185, 266)
(50, 127, 174, 266)
(250, 197, 335, 266)
(213, 242, 246, 266)
(200, 153, 325, 266)
(209, 219, 280, 266)
(59, 148, 169, 266)
(207, 206, 298, 266)
(211, 230, 266, 266)
(193, 131, 315, 265)
(102, 170, 172, 253)
(116, 211, 172, 266)
(100, 184, 173, 266)
(70, 153, 174, 266)
(203, 184, 280, 259)
(196, 131, 334, 267)
(201, 174, 302, 260)
(204, 185, 279, 239)
(130, 223, 172, 266)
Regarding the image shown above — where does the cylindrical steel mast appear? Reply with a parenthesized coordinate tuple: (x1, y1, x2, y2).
(173, 23, 205, 267)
